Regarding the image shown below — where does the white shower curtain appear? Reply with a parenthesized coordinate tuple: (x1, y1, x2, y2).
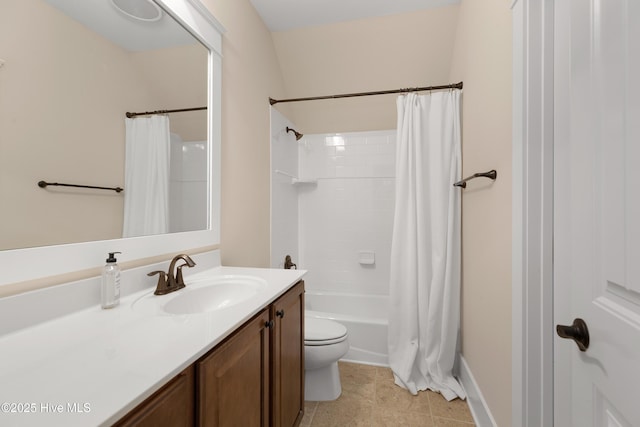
(122, 115, 170, 238)
(388, 91, 465, 401)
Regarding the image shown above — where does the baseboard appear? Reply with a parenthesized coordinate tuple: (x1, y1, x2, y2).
(457, 355, 498, 427)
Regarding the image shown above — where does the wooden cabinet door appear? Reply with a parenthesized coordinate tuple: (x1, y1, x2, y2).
(271, 281, 305, 427)
(114, 366, 194, 427)
(197, 309, 271, 427)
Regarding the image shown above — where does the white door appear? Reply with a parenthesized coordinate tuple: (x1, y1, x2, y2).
(554, 1, 640, 426)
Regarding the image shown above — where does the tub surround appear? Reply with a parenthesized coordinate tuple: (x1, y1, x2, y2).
(270, 128, 395, 368)
(298, 130, 396, 297)
(0, 252, 306, 426)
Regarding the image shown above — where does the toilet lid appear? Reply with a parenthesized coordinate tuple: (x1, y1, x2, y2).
(305, 317, 347, 345)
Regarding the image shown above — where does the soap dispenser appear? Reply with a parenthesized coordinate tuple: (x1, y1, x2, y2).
(101, 252, 121, 309)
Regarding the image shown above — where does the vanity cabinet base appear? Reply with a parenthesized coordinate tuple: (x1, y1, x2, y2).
(116, 280, 304, 427)
(114, 366, 194, 427)
(271, 280, 304, 427)
(197, 309, 271, 426)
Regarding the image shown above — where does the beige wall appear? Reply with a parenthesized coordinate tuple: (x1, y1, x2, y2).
(205, 2, 459, 267)
(214, 5, 513, 424)
(2, 2, 514, 424)
(202, 0, 289, 267)
(271, 6, 460, 134)
(0, 0, 141, 249)
(448, 1, 512, 426)
(131, 45, 208, 142)
(0, 0, 207, 250)
(206, 5, 513, 424)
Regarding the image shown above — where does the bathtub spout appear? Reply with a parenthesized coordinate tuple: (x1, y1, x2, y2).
(284, 255, 297, 270)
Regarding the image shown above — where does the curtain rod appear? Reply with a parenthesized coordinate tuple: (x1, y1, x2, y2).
(125, 106, 207, 118)
(269, 82, 463, 105)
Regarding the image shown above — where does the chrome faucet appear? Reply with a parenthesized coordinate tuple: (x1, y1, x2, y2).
(148, 254, 196, 295)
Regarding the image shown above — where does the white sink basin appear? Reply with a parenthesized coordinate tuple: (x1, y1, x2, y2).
(132, 275, 268, 316)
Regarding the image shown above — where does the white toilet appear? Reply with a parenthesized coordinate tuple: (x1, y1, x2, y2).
(304, 316, 349, 401)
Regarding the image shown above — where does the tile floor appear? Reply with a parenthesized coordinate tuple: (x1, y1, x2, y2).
(301, 362, 475, 427)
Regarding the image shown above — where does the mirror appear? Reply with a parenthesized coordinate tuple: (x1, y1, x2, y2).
(0, 0, 223, 287)
(0, 0, 212, 251)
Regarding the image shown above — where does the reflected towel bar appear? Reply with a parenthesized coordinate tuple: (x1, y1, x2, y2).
(38, 181, 124, 193)
(125, 106, 206, 118)
(453, 170, 497, 189)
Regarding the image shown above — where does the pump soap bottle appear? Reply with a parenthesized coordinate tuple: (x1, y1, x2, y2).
(101, 252, 122, 309)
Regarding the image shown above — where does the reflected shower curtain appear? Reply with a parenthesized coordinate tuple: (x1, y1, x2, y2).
(122, 115, 170, 238)
(388, 91, 465, 401)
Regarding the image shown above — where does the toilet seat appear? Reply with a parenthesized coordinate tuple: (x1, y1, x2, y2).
(305, 317, 347, 346)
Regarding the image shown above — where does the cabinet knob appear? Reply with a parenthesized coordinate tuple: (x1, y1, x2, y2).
(265, 320, 274, 328)
(276, 309, 285, 318)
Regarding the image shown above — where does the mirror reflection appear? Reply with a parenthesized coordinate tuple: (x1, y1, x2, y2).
(0, 0, 209, 251)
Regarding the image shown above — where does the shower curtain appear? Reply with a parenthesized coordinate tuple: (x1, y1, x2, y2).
(122, 115, 170, 238)
(388, 91, 465, 401)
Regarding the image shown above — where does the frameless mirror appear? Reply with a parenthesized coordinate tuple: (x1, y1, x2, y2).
(0, 0, 209, 250)
(0, 0, 223, 287)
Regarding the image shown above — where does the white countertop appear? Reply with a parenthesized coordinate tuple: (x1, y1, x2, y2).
(0, 266, 306, 426)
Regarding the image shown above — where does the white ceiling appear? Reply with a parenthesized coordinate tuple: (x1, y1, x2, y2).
(44, 0, 198, 51)
(42, 0, 461, 49)
(249, 0, 461, 32)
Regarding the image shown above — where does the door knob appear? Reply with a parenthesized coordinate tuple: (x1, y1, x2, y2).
(556, 318, 590, 351)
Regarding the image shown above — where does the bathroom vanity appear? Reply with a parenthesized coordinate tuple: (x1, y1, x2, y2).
(0, 0, 307, 424)
(116, 280, 305, 426)
(0, 261, 306, 427)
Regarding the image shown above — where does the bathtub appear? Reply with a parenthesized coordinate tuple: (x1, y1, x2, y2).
(305, 291, 389, 366)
